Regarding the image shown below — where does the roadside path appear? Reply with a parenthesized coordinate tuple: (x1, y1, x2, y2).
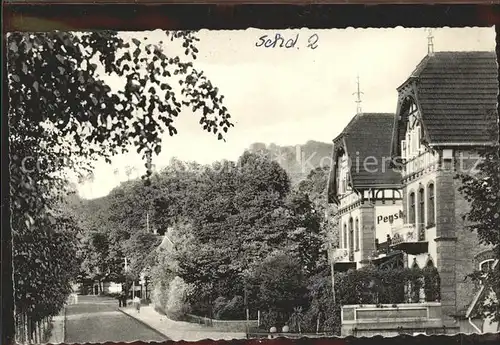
(64, 295, 168, 343)
(120, 305, 247, 341)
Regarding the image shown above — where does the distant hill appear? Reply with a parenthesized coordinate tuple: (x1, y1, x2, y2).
(246, 140, 333, 185)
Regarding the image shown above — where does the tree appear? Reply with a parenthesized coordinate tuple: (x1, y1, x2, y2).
(247, 250, 308, 328)
(8, 30, 233, 233)
(13, 208, 80, 343)
(8, 30, 233, 337)
(64, 151, 328, 321)
(284, 192, 323, 276)
(457, 146, 500, 321)
(302, 269, 339, 334)
(122, 232, 163, 278)
(296, 166, 338, 250)
(164, 276, 194, 320)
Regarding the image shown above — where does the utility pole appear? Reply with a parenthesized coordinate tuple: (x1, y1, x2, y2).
(353, 75, 363, 114)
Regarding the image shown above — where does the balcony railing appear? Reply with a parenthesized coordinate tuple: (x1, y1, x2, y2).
(390, 224, 428, 255)
(403, 150, 439, 177)
(392, 223, 425, 244)
(373, 239, 392, 256)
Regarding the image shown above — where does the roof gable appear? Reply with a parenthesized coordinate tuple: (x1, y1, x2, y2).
(412, 51, 498, 145)
(328, 113, 402, 203)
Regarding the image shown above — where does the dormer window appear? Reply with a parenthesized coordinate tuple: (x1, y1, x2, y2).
(401, 140, 407, 161)
(337, 152, 350, 196)
(402, 102, 424, 160)
(480, 259, 495, 272)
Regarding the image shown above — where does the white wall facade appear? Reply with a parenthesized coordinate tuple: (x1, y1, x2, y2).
(374, 204, 403, 243)
(403, 171, 438, 267)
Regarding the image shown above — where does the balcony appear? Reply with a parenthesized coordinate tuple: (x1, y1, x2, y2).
(369, 240, 403, 268)
(373, 239, 393, 257)
(390, 223, 428, 255)
(403, 150, 439, 177)
(328, 248, 356, 272)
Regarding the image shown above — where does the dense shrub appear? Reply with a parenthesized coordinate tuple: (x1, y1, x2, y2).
(165, 276, 193, 320)
(302, 269, 340, 334)
(299, 265, 441, 335)
(334, 266, 441, 306)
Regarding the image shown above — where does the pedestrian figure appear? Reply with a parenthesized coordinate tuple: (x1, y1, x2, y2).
(118, 294, 122, 308)
(133, 296, 141, 313)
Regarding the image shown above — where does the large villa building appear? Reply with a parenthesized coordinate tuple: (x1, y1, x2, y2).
(328, 112, 404, 270)
(327, 51, 499, 336)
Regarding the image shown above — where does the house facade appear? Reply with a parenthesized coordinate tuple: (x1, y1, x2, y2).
(389, 51, 498, 334)
(327, 112, 404, 272)
(328, 51, 499, 336)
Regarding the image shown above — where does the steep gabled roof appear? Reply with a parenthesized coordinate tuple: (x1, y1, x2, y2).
(403, 51, 499, 145)
(327, 113, 402, 204)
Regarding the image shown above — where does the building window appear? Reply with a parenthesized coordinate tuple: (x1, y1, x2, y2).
(427, 183, 435, 226)
(348, 218, 354, 261)
(401, 140, 407, 161)
(409, 192, 416, 225)
(343, 224, 347, 249)
(355, 218, 360, 251)
(418, 187, 425, 228)
(479, 259, 495, 272)
(348, 218, 354, 251)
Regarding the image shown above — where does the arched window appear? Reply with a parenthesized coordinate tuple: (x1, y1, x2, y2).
(343, 224, 347, 249)
(418, 187, 425, 234)
(479, 259, 495, 272)
(409, 192, 416, 225)
(348, 218, 354, 253)
(427, 183, 435, 226)
(355, 218, 360, 251)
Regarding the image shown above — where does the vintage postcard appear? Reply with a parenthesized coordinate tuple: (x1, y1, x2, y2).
(6, 26, 499, 344)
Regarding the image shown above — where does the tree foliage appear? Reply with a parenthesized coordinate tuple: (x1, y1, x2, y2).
(8, 30, 233, 231)
(13, 210, 80, 321)
(247, 251, 308, 317)
(457, 147, 500, 321)
(8, 30, 233, 336)
(74, 151, 325, 320)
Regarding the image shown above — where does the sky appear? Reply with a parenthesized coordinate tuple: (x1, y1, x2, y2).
(77, 27, 496, 199)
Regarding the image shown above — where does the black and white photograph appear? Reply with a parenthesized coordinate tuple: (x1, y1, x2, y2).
(6, 26, 499, 344)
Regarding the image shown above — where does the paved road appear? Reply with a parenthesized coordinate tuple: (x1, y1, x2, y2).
(65, 295, 168, 343)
